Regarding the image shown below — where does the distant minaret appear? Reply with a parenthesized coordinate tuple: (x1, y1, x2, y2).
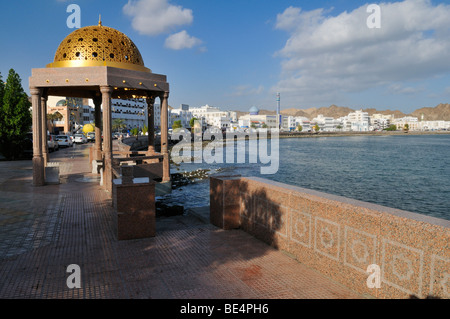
(276, 92, 281, 128)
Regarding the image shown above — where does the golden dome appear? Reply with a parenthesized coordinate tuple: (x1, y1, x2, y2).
(46, 23, 151, 73)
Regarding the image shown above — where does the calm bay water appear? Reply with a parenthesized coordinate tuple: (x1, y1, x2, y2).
(167, 134, 450, 220)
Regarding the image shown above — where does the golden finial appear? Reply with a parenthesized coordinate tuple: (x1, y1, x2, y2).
(98, 14, 102, 26)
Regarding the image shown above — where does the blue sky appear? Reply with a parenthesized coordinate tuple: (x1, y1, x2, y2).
(1, 0, 450, 113)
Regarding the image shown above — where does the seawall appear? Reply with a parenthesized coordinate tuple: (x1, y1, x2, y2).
(210, 175, 450, 299)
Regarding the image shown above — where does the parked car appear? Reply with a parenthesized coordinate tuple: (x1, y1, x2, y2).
(73, 134, 88, 144)
(87, 132, 95, 142)
(56, 134, 74, 147)
(47, 134, 59, 152)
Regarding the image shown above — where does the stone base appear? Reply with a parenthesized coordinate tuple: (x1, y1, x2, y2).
(45, 163, 60, 185)
(113, 178, 156, 240)
(32, 156, 45, 186)
(210, 175, 241, 230)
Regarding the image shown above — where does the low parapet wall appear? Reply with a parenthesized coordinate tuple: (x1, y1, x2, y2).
(210, 175, 450, 299)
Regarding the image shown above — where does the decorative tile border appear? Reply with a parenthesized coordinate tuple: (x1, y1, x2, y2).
(381, 238, 424, 297)
(429, 254, 450, 298)
(344, 226, 377, 274)
(290, 209, 312, 248)
(314, 217, 340, 262)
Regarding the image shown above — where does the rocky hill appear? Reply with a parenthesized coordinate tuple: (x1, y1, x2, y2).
(411, 103, 450, 121)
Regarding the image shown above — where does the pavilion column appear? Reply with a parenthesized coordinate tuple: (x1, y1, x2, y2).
(160, 92, 170, 182)
(146, 95, 156, 154)
(31, 87, 45, 186)
(100, 86, 114, 193)
(93, 96, 102, 161)
(41, 94, 49, 166)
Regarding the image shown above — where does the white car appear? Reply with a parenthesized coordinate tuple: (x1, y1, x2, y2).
(73, 134, 88, 144)
(56, 134, 73, 147)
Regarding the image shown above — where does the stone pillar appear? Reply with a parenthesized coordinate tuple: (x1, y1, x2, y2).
(210, 175, 242, 230)
(41, 94, 49, 166)
(93, 96, 102, 161)
(101, 86, 114, 193)
(31, 87, 45, 186)
(146, 95, 156, 154)
(160, 92, 170, 182)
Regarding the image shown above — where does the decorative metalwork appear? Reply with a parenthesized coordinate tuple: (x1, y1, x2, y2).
(47, 23, 150, 73)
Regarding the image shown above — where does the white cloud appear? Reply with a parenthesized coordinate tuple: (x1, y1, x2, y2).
(388, 83, 424, 95)
(231, 85, 265, 97)
(123, 0, 193, 36)
(273, 0, 450, 106)
(164, 30, 202, 50)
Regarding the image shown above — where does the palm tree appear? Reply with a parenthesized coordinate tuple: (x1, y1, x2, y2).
(112, 118, 127, 133)
(47, 112, 63, 134)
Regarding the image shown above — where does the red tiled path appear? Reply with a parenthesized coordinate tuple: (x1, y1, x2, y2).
(0, 144, 365, 299)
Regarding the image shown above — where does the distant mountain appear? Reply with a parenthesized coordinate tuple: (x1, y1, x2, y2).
(235, 103, 450, 121)
(411, 103, 450, 121)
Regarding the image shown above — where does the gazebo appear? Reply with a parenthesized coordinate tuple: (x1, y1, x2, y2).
(29, 20, 170, 194)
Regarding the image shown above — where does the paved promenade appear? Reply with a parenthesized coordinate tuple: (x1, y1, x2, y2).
(0, 144, 364, 299)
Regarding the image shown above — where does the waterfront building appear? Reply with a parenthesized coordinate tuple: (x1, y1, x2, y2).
(419, 120, 450, 131)
(370, 114, 392, 130)
(81, 103, 95, 125)
(47, 96, 85, 134)
(169, 104, 193, 128)
(189, 104, 237, 130)
(393, 116, 419, 131)
(341, 110, 370, 131)
(311, 114, 337, 132)
(111, 98, 148, 130)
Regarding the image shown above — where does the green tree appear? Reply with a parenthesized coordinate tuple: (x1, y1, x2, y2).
(313, 124, 320, 132)
(250, 123, 257, 129)
(130, 127, 139, 138)
(384, 124, 397, 131)
(0, 69, 32, 159)
(189, 117, 198, 128)
(142, 125, 148, 135)
(112, 118, 126, 133)
(403, 124, 409, 132)
(172, 120, 182, 130)
(296, 124, 303, 132)
(261, 123, 268, 129)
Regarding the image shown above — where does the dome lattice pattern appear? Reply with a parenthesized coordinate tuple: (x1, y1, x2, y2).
(48, 24, 150, 72)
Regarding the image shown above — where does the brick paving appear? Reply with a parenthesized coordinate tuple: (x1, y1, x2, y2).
(0, 144, 364, 299)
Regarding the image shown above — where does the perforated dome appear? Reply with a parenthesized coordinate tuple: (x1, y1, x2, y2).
(46, 23, 151, 73)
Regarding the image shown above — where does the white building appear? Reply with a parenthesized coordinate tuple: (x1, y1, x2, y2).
(370, 114, 393, 130)
(311, 114, 337, 132)
(393, 116, 419, 131)
(111, 98, 148, 130)
(239, 114, 278, 129)
(190, 104, 237, 130)
(419, 121, 450, 131)
(169, 104, 193, 128)
(345, 110, 370, 131)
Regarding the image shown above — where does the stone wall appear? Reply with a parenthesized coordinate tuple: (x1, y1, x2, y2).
(210, 175, 450, 299)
